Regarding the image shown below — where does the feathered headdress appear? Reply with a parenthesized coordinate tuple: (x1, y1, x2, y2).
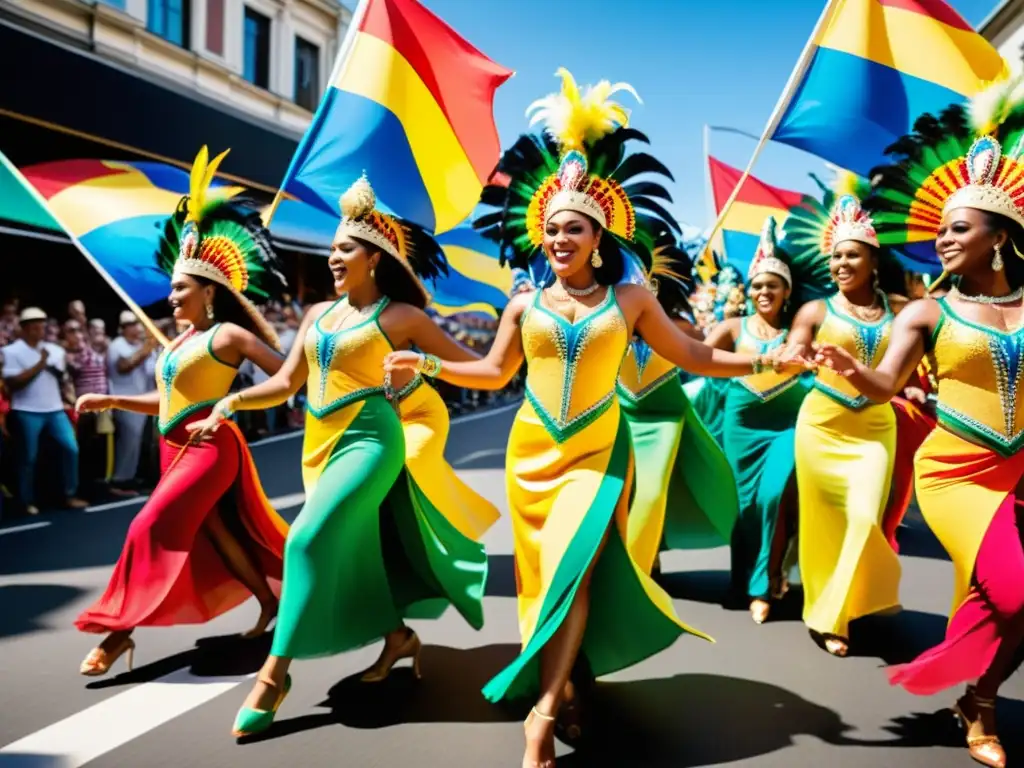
(747, 217, 792, 286)
(475, 68, 681, 270)
(334, 174, 447, 303)
(623, 231, 695, 318)
(158, 146, 286, 350)
(867, 75, 1024, 262)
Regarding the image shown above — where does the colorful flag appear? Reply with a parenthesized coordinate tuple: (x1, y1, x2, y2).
(771, 0, 1007, 175)
(708, 157, 803, 276)
(429, 226, 511, 318)
(278, 0, 512, 235)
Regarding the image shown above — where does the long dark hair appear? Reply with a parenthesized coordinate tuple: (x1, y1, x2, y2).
(979, 212, 1024, 290)
(192, 275, 276, 348)
(591, 219, 626, 286)
(353, 238, 430, 309)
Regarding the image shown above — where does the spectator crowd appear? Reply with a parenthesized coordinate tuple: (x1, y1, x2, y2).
(0, 296, 519, 521)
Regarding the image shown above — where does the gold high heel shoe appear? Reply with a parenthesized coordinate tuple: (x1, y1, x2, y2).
(524, 707, 556, 768)
(750, 599, 770, 625)
(953, 690, 1006, 768)
(80, 637, 135, 677)
(361, 630, 422, 682)
(823, 635, 848, 657)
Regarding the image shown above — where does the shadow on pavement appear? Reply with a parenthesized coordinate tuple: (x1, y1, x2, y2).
(85, 631, 274, 689)
(238, 643, 523, 743)
(896, 510, 950, 562)
(847, 609, 950, 665)
(485, 554, 516, 598)
(881, 696, 1023, 759)
(556, 672, 865, 767)
(0, 583, 86, 639)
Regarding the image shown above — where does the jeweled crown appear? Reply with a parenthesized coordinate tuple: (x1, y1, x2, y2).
(942, 135, 1024, 228)
(747, 217, 792, 286)
(827, 194, 879, 252)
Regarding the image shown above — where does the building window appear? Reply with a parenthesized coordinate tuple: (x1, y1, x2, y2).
(96, 0, 127, 9)
(244, 8, 271, 89)
(148, 0, 190, 48)
(294, 37, 320, 110)
(206, 0, 225, 56)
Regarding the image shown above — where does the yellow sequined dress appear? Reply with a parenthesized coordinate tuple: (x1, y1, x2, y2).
(888, 297, 1024, 692)
(795, 296, 902, 637)
(270, 297, 487, 659)
(482, 287, 709, 702)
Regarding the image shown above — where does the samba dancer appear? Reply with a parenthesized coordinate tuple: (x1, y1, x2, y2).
(385, 69, 805, 768)
(75, 148, 288, 674)
(815, 79, 1024, 767)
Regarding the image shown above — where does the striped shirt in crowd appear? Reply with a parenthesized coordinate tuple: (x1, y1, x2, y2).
(68, 346, 108, 397)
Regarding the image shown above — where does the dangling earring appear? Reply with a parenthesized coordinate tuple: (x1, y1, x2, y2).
(992, 242, 1004, 272)
(205, 303, 215, 321)
(591, 247, 603, 269)
(783, 297, 791, 313)
(872, 269, 880, 292)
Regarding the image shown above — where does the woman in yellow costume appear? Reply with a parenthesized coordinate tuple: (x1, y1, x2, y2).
(782, 191, 909, 658)
(386, 69, 804, 768)
(617, 238, 739, 576)
(75, 147, 289, 673)
(704, 217, 830, 623)
(191, 173, 496, 738)
(814, 78, 1024, 768)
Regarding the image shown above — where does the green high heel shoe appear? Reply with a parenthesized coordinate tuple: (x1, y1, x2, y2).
(231, 674, 292, 738)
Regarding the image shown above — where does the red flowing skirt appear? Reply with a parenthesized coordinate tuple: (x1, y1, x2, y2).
(75, 412, 287, 633)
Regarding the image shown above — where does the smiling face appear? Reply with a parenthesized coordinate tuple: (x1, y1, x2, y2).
(543, 210, 601, 279)
(749, 272, 790, 319)
(63, 319, 85, 350)
(830, 240, 876, 292)
(329, 231, 379, 296)
(935, 207, 1006, 277)
(168, 272, 213, 325)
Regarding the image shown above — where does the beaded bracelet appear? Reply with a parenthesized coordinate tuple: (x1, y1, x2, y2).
(751, 355, 765, 375)
(417, 353, 442, 378)
(214, 395, 239, 420)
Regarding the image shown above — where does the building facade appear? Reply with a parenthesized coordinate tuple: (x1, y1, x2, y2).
(980, 0, 1024, 74)
(0, 0, 350, 190)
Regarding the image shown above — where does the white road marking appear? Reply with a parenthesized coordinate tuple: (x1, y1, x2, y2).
(83, 498, 144, 514)
(452, 448, 506, 467)
(268, 492, 305, 509)
(0, 521, 52, 536)
(0, 669, 251, 767)
(449, 400, 520, 425)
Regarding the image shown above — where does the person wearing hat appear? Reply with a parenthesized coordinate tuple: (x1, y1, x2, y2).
(1, 307, 88, 515)
(106, 310, 159, 491)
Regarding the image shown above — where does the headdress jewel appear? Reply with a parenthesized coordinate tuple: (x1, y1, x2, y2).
(825, 194, 879, 252)
(524, 69, 638, 247)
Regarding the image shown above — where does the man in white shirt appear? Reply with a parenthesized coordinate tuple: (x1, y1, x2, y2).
(1, 308, 88, 515)
(107, 311, 158, 489)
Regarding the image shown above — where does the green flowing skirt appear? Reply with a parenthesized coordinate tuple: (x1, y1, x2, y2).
(620, 378, 738, 568)
(271, 396, 487, 659)
(683, 376, 729, 448)
(723, 380, 808, 599)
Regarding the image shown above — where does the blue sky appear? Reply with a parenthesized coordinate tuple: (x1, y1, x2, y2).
(346, 0, 1002, 233)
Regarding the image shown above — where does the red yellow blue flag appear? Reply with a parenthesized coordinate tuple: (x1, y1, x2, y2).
(771, 0, 1007, 175)
(278, 0, 512, 235)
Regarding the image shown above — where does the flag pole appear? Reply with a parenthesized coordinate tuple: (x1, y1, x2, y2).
(2, 154, 170, 347)
(701, 0, 842, 265)
(261, 0, 370, 228)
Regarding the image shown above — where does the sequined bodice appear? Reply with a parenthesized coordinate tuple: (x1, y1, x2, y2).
(522, 288, 628, 442)
(812, 295, 893, 410)
(929, 298, 1024, 456)
(155, 324, 238, 434)
(617, 339, 678, 403)
(303, 297, 392, 420)
(732, 318, 800, 402)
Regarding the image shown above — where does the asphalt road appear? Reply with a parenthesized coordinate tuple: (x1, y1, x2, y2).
(0, 400, 1021, 768)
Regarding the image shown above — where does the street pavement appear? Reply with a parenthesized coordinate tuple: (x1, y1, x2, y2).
(0, 400, 1021, 767)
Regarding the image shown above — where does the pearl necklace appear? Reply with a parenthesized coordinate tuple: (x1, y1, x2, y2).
(554, 280, 601, 299)
(950, 284, 1024, 305)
